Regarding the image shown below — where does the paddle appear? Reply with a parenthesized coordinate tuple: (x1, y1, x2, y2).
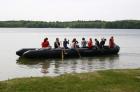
(61, 49, 64, 61)
(76, 47, 81, 58)
(60, 41, 64, 61)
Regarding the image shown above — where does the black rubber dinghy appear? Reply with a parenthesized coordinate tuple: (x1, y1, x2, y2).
(16, 45, 120, 59)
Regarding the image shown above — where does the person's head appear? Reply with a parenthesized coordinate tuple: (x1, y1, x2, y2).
(64, 38, 67, 41)
(101, 38, 104, 41)
(82, 37, 85, 40)
(111, 36, 114, 39)
(95, 38, 97, 41)
(89, 38, 92, 41)
(56, 38, 59, 42)
(44, 37, 48, 42)
(72, 38, 76, 42)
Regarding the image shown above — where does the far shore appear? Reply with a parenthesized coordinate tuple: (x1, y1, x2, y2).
(0, 20, 140, 29)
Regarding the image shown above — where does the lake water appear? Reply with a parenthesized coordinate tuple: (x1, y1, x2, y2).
(0, 28, 140, 81)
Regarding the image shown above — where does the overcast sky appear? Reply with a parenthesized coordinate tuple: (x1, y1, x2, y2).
(0, 0, 140, 21)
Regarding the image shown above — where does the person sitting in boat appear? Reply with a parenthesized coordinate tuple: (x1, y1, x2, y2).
(63, 38, 69, 49)
(81, 37, 87, 48)
(41, 37, 51, 48)
(99, 38, 106, 48)
(54, 38, 60, 48)
(88, 38, 93, 49)
(71, 38, 79, 48)
(95, 38, 100, 48)
(109, 36, 115, 48)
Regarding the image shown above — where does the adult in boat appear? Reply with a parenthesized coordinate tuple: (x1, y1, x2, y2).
(54, 38, 60, 48)
(109, 36, 115, 48)
(41, 37, 51, 48)
(71, 38, 79, 48)
(63, 38, 69, 49)
(81, 37, 87, 48)
(95, 38, 100, 48)
(88, 38, 93, 49)
(99, 38, 106, 48)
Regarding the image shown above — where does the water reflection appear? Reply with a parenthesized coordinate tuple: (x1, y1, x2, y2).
(17, 55, 119, 76)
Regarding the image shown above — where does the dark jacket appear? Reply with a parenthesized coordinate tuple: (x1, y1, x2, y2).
(54, 42, 60, 48)
(63, 40, 69, 49)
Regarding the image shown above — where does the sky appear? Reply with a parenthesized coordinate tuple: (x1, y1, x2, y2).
(0, 0, 140, 21)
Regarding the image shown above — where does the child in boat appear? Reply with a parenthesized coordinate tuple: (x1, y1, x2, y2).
(54, 38, 60, 48)
(63, 38, 69, 49)
(109, 36, 115, 48)
(81, 37, 87, 48)
(71, 38, 79, 48)
(99, 38, 106, 48)
(88, 38, 93, 49)
(41, 37, 51, 48)
(95, 38, 100, 48)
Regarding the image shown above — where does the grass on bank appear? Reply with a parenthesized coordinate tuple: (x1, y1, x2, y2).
(0, 69, 140, 92)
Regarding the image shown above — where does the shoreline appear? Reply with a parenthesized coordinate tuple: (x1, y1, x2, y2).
(0, 69, 140, 92)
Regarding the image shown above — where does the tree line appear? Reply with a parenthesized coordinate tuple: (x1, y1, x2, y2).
(0, 20, 140, 28)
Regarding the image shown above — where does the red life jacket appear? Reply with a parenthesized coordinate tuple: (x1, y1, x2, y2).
(42, 41, 49, 48)
(88, 40, 93, 49)
(109, 39, 114, 48)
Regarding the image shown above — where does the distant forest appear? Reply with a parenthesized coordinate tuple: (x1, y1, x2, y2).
(0, 20, 140, 29)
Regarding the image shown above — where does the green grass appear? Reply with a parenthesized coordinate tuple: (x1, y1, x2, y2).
(0, 69, 140, 92)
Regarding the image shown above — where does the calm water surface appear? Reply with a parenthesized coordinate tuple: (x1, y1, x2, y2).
(0, 28, 140, 81)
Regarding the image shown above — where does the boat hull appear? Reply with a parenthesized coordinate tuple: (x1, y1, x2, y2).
(16, 46, 120, 58)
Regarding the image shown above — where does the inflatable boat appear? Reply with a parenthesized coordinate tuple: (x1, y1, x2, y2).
(16, 45, 120, 59)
